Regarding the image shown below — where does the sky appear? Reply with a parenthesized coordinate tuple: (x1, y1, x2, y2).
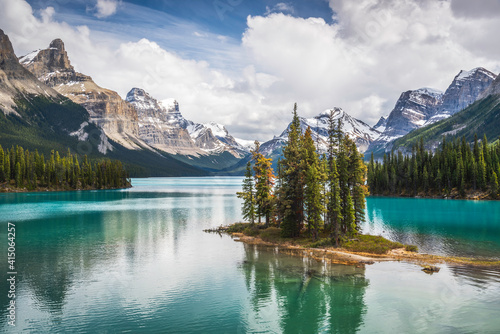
(1, 0, 500, 141)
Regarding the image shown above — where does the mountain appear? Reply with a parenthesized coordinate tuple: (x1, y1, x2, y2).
(260, 107, 380, 157)
(431, 67, 497, 123)
(19, 39, 144, 151)
(368, 88, 443, 154)
(0, 30, 207, 177)
(126, 87, 248, 171)
(124, 88, 197, 155)
(0, 29, 107, 154)
(391, 76, 500, 152)
(373, 116, 388, 133)
(366, 68, 497, 157)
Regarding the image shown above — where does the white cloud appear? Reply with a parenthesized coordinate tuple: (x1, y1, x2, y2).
(265, 3, 295, 16)
(92, 0, 120, 19)
(243, 1, 500, 125)
(1, 0, 500, 141)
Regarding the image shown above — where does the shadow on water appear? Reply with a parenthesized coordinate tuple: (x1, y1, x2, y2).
(239, 244, 369, 334)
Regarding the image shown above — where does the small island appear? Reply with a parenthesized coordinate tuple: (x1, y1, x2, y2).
(209, 105, 500, 270)
(0, 144, 131, 192)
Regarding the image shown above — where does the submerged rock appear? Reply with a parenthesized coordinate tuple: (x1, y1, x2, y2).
(422, 265, 440, 274)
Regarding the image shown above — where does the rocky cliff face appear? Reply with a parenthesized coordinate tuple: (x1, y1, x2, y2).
(20, 39, 141, 150)
(0, 30, 112, 153)
(432, 67, 496, 122)
(125, 88, 197, 155)
(126, 88, 246, 157)
(479, 72, 500, 98)
(0, 29, 59, 116)
(379, 88, 443, 141)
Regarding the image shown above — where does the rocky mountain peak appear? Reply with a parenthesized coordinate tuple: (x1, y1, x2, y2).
(455, 67, 496, 82)
(0, 29, 19, 67)
(436, 67, 497, 118)
(49, 38, 65, 52)
(19, 38, 74, 79)
(373, 116, 388, 132)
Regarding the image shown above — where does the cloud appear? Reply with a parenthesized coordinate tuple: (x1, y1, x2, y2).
(91, 0, 120, 19)
(265, 3, 295, 16)
(450, 0, 500, 18)
(243, 1, 500, 125)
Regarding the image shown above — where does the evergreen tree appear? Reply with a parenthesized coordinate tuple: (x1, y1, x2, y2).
(302, 127, 324, 240)
(15, 162, 22, 188)
(280, 103, 305, 237)
(491, 171, 498, 199)
(237, 162, 256, 225)
(0, 145, 4, 182)
(252, 141, 275, 226)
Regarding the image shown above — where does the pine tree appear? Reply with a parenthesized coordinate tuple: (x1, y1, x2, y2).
(302, 127, 324, 240)
(491, 171, 498, 199)
(237, 162, 256, 225)
(15, 162, 22, 188)
(252, 141, 275, 226)
(349, 141, 367, 230)
(0, 145, 4, 183)
(280, 103, 305, 238)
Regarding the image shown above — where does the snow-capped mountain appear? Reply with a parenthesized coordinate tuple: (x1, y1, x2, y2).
(366, 68, 497, 155)
(126, 88, 247, 157)
(19, 39, 139, 152)
(260, 107, 380, 156)
(430, 67, 497, 124)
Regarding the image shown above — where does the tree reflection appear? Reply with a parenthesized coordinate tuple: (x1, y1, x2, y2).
(240, 244, 369, 333)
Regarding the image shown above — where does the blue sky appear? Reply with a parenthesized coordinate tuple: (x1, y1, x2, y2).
(26, 0, 335, 66)
(3, 0, 500, 141)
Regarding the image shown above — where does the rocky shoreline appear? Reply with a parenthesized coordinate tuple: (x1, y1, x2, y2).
(226, 232, 500, 271)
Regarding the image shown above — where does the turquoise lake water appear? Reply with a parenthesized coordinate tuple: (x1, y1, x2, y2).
(0, 177, 500, 333)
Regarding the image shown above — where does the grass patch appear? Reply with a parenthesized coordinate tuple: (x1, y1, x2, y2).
(309, 238, 335, 248)
(259, 227, 282, 242)
(226, 223, 251, 233)
(405, 244, 418, 252)
(243, 226, 260, 237)
(342, 235, 404, 255)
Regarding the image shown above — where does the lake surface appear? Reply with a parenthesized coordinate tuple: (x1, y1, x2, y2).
(1, 177, 500, 333)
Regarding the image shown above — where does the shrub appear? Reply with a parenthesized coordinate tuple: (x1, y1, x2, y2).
(226, 223, 249, 233)
(243, 226, 260, 237)
(309, 238, 334, 248)
(260, 227, 282, 242)
(405, 244, 418, 252)
(342, 235, 403, 254)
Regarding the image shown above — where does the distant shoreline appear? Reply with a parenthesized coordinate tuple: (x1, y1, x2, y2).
(367, 190, 497, 201)
(0, 184, 132, 194)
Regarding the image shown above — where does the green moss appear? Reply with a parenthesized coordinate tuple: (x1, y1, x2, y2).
(342, 235, 404, 254)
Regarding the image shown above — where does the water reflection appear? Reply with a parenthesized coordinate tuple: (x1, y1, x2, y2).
(240, 244, 368, 334)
